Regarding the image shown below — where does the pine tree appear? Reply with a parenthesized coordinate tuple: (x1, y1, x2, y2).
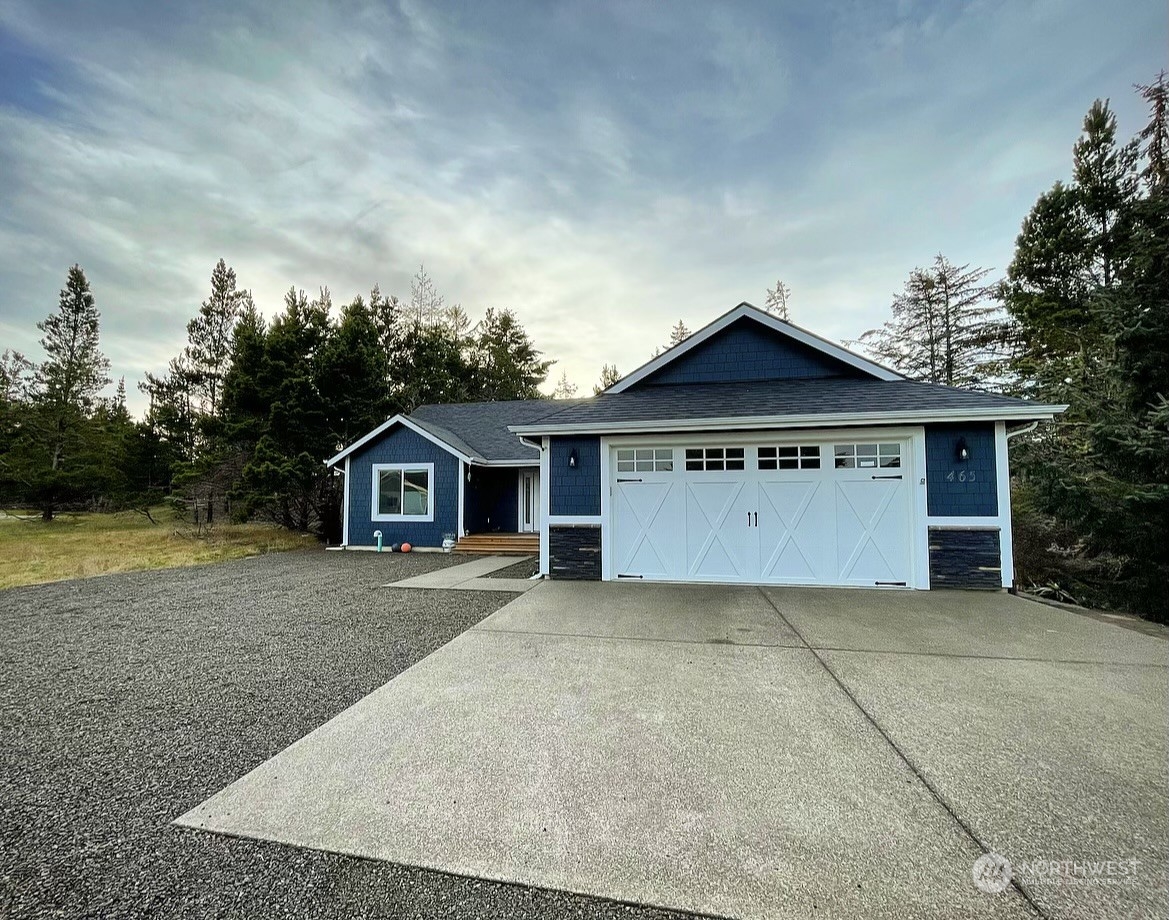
(551, 370, 578, 399)
(184, 259, 251, 420)
(468, 308, 552, 401)
(38, 265, 110, 415)
(764, 280, 791, 320)
(409, 264, 444, 326)
(319, 295, 394, 446)
(593, 363, 620, 395)
(7, 265, 115, 519)
(1004, 86, 1167, 617)
(858, 256, 1002, 388)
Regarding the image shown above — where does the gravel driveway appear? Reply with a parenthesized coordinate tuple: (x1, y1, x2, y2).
(0, 550, 686, 920)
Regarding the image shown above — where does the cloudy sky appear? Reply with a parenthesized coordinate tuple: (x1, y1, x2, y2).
(0, 0, 1163, 409)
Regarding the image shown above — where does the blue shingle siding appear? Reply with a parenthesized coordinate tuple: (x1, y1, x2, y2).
(636, 319, 862, 388)
(925, 423, 997, 517)
(550, 436, 601, 516)
(347, 425, 460, 547)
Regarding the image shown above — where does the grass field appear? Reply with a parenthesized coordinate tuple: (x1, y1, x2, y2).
(0, 508, 317, 590)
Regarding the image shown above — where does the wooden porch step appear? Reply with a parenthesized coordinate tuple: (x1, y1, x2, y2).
(455, 533, 539, 556)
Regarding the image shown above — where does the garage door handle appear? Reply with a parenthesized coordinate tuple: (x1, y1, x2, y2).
(871, 474, 903, 480)
(616, 478, 643, 483)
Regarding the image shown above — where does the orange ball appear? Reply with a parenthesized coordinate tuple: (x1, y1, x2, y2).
(400, 542, 412, 553)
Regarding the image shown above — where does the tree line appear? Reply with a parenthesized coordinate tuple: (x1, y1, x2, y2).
(853, 75, 1168, 618)
(0, 264, 554, 534)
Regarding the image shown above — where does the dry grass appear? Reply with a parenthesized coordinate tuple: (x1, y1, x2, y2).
(0, 508, 318, 590)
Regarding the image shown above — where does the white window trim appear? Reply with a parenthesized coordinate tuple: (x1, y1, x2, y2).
(371, 462, 435, 522)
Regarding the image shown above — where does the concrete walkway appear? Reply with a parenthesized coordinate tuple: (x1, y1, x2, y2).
(178, 583, 1168, 920)
(386, 555, 538, 593)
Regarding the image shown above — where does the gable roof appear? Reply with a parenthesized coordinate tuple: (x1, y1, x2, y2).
(606, 302, 903, 394)
(510, 378, 1066, 436)
(325, 398, 576, 468)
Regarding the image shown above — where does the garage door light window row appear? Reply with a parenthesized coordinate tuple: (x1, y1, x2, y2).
(685, 447, 745, 471)
(834, 442, 901, 469)
(616, 447, 674, 472)
(758, 445, 821, 470)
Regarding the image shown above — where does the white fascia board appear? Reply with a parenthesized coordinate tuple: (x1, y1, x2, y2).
(605, 302, 903, 394)
(471, 458, 540, 467)
(325, 414, 476, 467)
(510, 405, 1067, 437)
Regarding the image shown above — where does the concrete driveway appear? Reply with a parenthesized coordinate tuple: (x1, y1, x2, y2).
(179, 583, 1168, 920)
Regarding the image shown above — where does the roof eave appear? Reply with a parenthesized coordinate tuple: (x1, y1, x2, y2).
(509, 405, 1068, 437)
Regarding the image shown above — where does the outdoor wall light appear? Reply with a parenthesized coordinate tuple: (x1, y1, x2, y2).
(568, 448, 579, 469)
(956, 437, 970, 461)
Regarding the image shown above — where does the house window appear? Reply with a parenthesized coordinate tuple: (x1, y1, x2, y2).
(833, 443, 901, 470)
(616, 448, 673, 472)
(685, 447, 745, 471)
(372, 463, 434, 521)
(758, 445, 821, 470)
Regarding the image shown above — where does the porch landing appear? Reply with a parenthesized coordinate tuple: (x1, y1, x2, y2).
(456, 533, 539, 556)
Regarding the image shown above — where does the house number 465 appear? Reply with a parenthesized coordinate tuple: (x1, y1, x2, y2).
(946, 470, 977, 482)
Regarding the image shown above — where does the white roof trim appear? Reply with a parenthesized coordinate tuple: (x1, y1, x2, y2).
(510, 404, 1068, 436)
(605, 302, 904, 394)
(325, 414, 474, 467)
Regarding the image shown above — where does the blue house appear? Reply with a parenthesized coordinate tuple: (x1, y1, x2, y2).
(327, 303, 1065, 590)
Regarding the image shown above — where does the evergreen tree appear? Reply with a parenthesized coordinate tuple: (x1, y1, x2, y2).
(593, 362, 621, 395)
(551, 370, 578, 399)
(184, 259, 251, 421)
(393, 322, 473, 412)
(5, 266, 114, 519)
(409, 264, 444, 326)
(38, 265, 111, 414)
(858, 256, 1002, 388)
(468, 308, 552, 401)
(764, 279, 792, 320)
(318, 295, 394, 446)
(1004, 88, 1167, 617)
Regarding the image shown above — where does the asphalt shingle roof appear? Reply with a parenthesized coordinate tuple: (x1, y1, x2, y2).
(409, 399, 578, 462)
(510, 379, 1059, 431)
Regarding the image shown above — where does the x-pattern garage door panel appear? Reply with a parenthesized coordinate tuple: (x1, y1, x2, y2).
(613, 480, 683, 579)
(611, 437, 914, 587)
(758, 480, 831, 583)
(834, 479, 910, 585)
(685, 481, 755, 580)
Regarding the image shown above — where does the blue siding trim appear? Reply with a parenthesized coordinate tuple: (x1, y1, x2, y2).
(636, 318, 862, 388)
(550, 436, 601, 516)
(925, 423, 997, 517)
(347, 424, 460, 547)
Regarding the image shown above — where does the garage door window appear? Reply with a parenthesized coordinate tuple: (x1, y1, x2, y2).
(616, 448, 673, 472)
(685, 447, 745, 471)
(758, 445, 821, 471)
(834, 442, 901, 469)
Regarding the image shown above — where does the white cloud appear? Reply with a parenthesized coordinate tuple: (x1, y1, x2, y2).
(0, 0, 1164, 406)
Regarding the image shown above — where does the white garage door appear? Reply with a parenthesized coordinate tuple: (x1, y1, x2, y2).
(612, 438, 913, 587)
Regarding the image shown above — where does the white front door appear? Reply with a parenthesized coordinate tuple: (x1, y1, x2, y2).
(519, 470, 540, 533)
(611, 437, 915, 587)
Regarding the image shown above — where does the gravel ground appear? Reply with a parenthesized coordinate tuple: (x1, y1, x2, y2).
(0, 550, 692, 920)
(481, 557, 540, 580)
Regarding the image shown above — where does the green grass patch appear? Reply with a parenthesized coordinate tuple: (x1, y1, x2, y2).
(0, 507, 317, 590)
